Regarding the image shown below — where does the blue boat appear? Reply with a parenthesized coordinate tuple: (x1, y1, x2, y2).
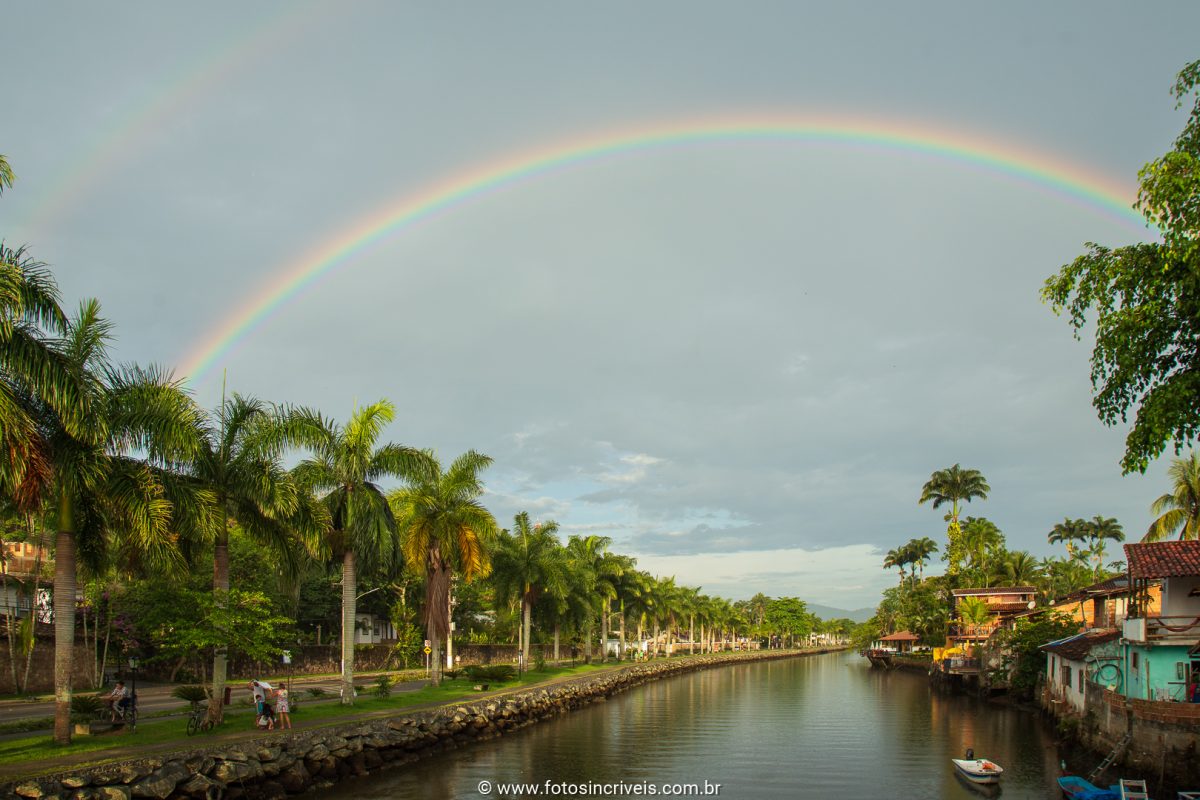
(1056, 776, 1120, 800)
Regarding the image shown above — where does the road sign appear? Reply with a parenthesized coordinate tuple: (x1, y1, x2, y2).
(281, 650, 292, 665)
(424, 639, 430, 648)
(423, 646, 432, 654)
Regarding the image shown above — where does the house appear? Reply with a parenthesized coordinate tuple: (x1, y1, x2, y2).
(948, 586, 1038, 645)
(0, 541, 51, 622)
(1120, 541, 1200, 702)
(354, 613, 397, 645)
(1043, 575, 1161, 630)
(876, 631, 919, 654)
(1040, 628, 1121, 714)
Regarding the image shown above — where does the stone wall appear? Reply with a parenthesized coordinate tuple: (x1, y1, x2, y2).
(1051, 680, 1200, 792)
(4, 648, 843, 799)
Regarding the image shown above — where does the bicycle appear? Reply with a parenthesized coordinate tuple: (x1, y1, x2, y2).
(186, 701, 213, 736)
(104, 692, 138, 731)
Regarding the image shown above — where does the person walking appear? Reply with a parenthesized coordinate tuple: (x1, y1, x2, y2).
(249, 680, 274, 731)
(274, 685, 291, 729)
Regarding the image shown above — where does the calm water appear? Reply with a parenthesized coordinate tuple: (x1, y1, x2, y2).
(327, 652, 1063, 799)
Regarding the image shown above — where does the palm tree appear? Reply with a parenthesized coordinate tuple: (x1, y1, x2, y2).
(564, 535, 612, 660)
(1144, 452, 1200, 541)
(994, 550, 1042, 587)
(919, 464, 989, 571)
(393, 450, 497, 686)
(0, 154, 13, 193)
(42, 301, 210, 743)
(1083, 516, 1124, 576)
(1048, 518, 1088, 557)
(491, 513, 564, 667)
(595, 550, 631, 660)
(293, 400, 428, 703)
(907, 537, 939, 582)
(0, 244, 80, 507)
(882, 548, 908, 585)
(191, 391, 328, 723)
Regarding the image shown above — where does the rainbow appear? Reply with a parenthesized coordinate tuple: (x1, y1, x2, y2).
(10, 1, 331, 241)
(179, 116, 1149, 382)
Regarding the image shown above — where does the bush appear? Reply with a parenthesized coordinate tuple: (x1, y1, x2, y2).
(306, 687, 326, 698)
(443, 669, 461, 680)
(70, 694, 104, 719)
(534, 652, 546, 672)
(171, 685, 209, 705)
(464, 664, 515, 682)
(374, 675, 394, 699)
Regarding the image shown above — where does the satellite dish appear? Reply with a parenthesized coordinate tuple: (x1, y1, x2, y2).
(1027, 600, 1036, 609)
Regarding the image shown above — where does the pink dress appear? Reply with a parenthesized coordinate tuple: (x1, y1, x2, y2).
(275, 690, 290, 713)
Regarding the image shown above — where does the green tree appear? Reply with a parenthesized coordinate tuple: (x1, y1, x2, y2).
(491, 513, 564, 667)
(292, 400, 427, 703)
(1083, 516, 1124, 575)
(918, 464, 990, 571)
(392, 450, 497, 686)
(1143, 451, 1200, 541)
(191, 392, 327, 723)
(764, 597, 812, 646)
(1048, 517, 1088, 558)
(907, 537, 939, 582)
(1042, 60, 1200, 474)
(988, 612, 1081, 698)
(42, 301, 210, 743)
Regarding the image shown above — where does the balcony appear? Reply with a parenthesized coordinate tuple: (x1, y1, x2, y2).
(948, 622, 998, 640)
(1123, 615, 1200, 644)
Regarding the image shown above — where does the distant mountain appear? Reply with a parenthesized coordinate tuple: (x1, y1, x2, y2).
(805, 603, 875, 623)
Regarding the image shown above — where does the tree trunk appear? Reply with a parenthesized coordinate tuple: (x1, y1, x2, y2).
(445, 589, 454, 671)
(553, 622, 560, 662)
(208, 524, 230, 724)
(340, 549, 356, 705)
(521, 594, 532, 667)
(653, 622, 660, 657)
(53, 496, 76, 745)
(429, 631, 442, 686)
(21, 517, 46, 694)
(600, 598, 609, 661)
(619, 600, 626, 659)
(689, 614, 695, 655)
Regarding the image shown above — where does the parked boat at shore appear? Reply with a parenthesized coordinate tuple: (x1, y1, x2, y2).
(1057, 775, 1120, 800)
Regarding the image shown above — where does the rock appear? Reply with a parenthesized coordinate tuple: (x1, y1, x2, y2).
(257, 780, 286, 799)
(175, 774, 221, 800)
(130, 762, 188, 799)
(95, 788, 131, 800)
(14, 782, 51, 798)
(256, 746, 280, 762)
(277, 762, 310, 793)
(222, 749, 249, 763)
(62, 777, 91, 789)
(304, 743, 330, 763)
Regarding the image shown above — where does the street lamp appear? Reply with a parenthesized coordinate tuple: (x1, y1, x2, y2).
(127, 656, 139, 728)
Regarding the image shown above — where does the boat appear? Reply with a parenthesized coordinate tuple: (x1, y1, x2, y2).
(952, 758, 1004, 785)
(1057, 776, 1120, 800)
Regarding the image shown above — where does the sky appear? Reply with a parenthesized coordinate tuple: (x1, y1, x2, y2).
(2, 2, 1198, 610)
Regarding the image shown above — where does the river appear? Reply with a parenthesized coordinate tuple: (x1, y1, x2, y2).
(326, 651, 1063, 799)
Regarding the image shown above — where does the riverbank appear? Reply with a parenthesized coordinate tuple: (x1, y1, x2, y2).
(3, 647, 844, 799)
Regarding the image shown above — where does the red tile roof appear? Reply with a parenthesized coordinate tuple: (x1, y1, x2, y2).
(1040, 629, 1120, 661)
(990, 601, 1037, 613)
(1124, 541, 1200, 579)
(879, 631, 919, 641)
(952, 586, 1037, 596)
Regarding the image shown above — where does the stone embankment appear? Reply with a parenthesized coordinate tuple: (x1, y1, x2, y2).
(5, 648, 843, 800)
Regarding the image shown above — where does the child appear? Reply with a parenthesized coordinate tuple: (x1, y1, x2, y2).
(274, 686, 291, 729)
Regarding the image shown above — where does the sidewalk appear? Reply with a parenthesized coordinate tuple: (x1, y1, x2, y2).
(0, 668, 426, 725)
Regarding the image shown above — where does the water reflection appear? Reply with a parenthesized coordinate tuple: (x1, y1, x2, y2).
(325, 652, 1062, 799)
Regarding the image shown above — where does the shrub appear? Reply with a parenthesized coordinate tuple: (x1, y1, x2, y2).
(70, 694, 104, 719)
(306, 687, 326, 698)
(443, 669, 461, 680)
(171, 685, 209, 705)
(534, 652, 546, 672)
(374, 675, 394, 699)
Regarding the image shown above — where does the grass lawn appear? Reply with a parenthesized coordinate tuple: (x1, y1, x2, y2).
(0, 662, 615, 768)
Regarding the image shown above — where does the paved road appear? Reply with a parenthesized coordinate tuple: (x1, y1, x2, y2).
(0, 672, 429, 726)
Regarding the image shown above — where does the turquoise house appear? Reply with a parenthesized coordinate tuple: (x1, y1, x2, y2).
(1120, 541, 1200, 702)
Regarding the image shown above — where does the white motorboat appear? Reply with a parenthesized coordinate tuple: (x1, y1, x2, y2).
(952, 758, 1004, 784)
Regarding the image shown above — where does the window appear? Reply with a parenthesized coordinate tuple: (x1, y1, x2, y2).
(1061, 664, 1072, 688)
(1132, 652, 1139, 670)
(1078, 668, 1084, 693)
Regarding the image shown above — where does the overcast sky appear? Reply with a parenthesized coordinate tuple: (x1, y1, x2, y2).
(3, 2, 1198, 609)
